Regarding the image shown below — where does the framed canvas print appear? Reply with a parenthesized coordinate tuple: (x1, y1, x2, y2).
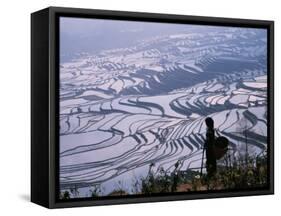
(31, 7, 274, 208)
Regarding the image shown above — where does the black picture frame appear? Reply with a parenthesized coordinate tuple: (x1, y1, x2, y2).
(31, 6, 274, 208)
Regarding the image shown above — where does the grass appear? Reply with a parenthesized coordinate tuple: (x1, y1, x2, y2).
(139, 153, 268, 194)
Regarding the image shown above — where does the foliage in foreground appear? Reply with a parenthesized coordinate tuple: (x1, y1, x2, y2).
(140, 154, 268, 194)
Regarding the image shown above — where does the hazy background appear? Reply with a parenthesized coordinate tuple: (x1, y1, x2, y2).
(60, 17, 242, 62)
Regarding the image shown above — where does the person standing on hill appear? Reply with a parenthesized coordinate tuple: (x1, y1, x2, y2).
(205, 117, 217, 177)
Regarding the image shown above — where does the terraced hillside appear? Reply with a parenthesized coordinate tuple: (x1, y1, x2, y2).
(59, 25, 267, 196)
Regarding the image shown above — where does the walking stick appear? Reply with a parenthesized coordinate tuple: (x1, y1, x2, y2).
(200, 142, 206, 177)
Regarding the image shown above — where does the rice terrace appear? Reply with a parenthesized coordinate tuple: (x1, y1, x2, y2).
(58, 17, 268, 199)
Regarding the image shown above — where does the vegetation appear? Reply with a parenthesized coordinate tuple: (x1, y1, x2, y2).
(139, 153, 268, 194)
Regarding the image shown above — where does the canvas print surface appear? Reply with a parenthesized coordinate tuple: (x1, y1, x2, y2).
(59, 17, 268, 199)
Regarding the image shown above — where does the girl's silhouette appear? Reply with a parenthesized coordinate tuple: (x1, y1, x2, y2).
(205, 117, 216, 177)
